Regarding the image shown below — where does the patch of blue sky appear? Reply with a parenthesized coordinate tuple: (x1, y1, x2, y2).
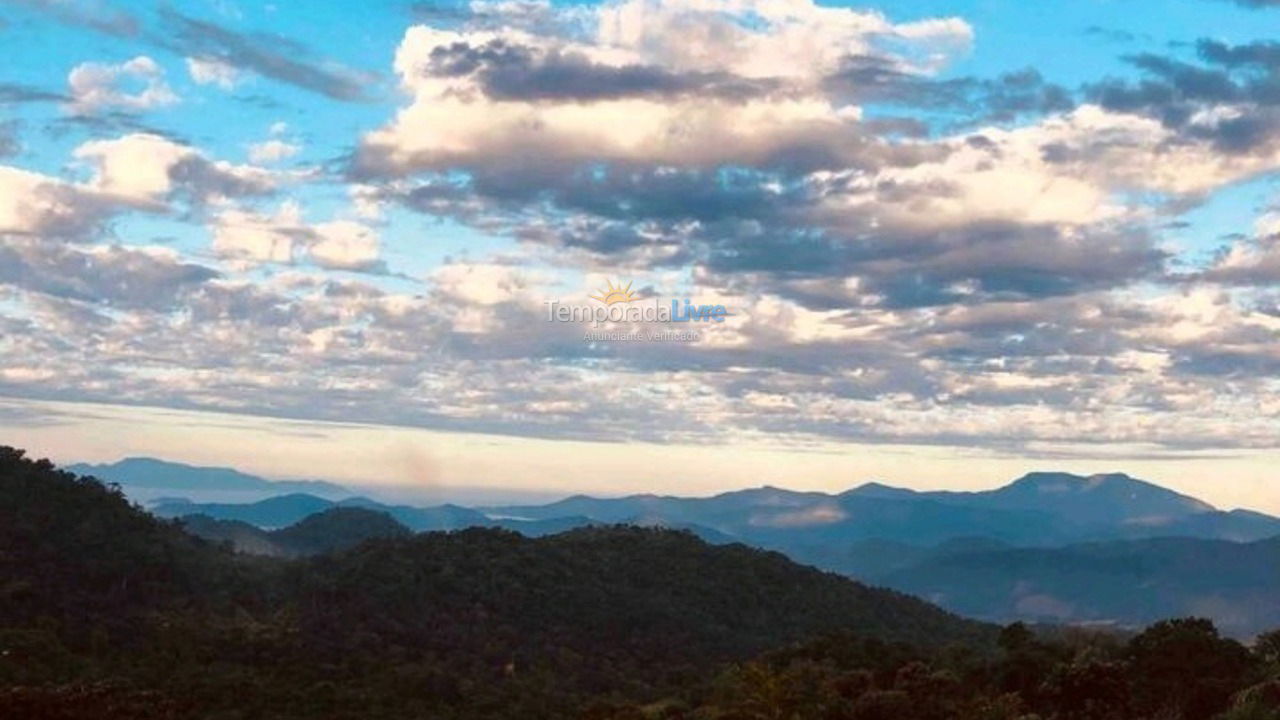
(1166, 172, 1280, 269)
(845, 0, 1276, 87)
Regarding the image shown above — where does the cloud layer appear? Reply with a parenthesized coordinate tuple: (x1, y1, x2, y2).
(2, 0, 1280, 458)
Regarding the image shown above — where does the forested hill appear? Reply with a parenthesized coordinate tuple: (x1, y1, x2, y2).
(0, 446, 990, 718)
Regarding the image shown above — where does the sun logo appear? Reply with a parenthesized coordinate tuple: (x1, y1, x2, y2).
(590, 279, 640, 305)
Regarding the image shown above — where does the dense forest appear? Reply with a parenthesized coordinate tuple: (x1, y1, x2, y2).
(1, 446, 1278, 719)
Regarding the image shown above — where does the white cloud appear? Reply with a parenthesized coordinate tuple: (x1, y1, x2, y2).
(211, 201, 382, 270)
(310, 220, 380, 270)
(67, 56, 179, 115)
(248, 139, 300, 164)
(186, 56, 241, 90)
(211, 202, 304, 265)
(75, 133, 276, 204)
(0, 166, 112, 238)
(358, 0, 971, 174)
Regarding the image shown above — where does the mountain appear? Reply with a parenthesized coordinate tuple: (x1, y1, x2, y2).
(182, 507, 412, 557)
(154, 493, 491, 531)
(846, 471, 1216, 529)
(153, 492, 336, 528)
(877, 536, 1280, 639)
(489, 472, 1280, 546)
(179, 514, 287, 556)
(335, 496, 490, 531)
(66, 457, 352, 502)
(0, 445, 996, 719)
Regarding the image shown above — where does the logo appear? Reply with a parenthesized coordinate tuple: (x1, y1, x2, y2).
(590, 279, 641, 306)
(545, 279, 733, 335)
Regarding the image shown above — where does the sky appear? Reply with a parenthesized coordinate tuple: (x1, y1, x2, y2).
(1, 0, 1279, 511)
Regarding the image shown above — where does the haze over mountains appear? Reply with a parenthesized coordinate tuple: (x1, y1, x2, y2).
(90, 458, 1280, 639)
(66, 457, 354, 504)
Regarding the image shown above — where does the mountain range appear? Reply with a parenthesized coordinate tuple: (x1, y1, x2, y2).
(65, 457, 354, 503)
(486, 472, 1280, 545)
(137, 465, 1280, 637)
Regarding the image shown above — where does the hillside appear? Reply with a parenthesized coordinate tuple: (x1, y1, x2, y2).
(181, 507, 412, 557)
(0, 446, 993, 719)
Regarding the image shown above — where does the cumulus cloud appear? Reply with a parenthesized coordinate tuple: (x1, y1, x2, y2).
(0, 133, 278, 244)
(74, 133, 276, 205)
(356, 0, 972, 176)
(66, 56, 178, 115)
(5, 0, 1280, 455)
(211, 201, 383, 271)
(0, 165, 116, 239)
(355, 4, 1280, 321)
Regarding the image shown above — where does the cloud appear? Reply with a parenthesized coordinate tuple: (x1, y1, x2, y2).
(355, 0, 972, 177)
(186, 56, 241, 90)
(66, 56, 178, 115)
(0, 165, 116, 239)
(158, 8, 378, 102)
(0, 82, 66, 104)
(74, 133, 276, 205)
(825, 57, 1074, 123)
(0, 133, 278, 243)
(0, 236, 218, 310)
(1195, 205, 1280, 285)
(1087, 39, 1280, 153)
(248, 139, 299, 164)
(211, 201, 383, 271)
(4, 0, 1280, 456)
(5, 0, 140, 37)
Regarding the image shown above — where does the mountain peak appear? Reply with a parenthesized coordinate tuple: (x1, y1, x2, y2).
(844, 481, 917, 498)
(1000, 471, 1215, 520)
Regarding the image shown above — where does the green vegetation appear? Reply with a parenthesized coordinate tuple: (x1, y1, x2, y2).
(1, 446, 1277, 719)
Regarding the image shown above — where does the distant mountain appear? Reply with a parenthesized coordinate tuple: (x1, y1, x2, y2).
(488, 472, 1280, 546)
(335, 496, 489, 531)
(154, 493, 336, 528)
(845, 472, 1216, 529)
(147, 468, 1280, 638)
(271, 507, 412, 554)
(66, 457, 352, 501)
(155, 493, 489, 531)
(182, 507, 412, 557)
(877, 536, 1280, 639)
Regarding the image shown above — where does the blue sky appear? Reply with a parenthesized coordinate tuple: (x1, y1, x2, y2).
(2, 0, 1280, 509)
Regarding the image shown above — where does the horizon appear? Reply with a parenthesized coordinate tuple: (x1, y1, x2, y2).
(8, 396, 1278, 514)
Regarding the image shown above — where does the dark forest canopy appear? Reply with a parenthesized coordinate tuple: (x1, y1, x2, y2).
(1, 446, 1278, 719)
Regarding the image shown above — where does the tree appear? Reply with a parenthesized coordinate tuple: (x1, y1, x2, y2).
(1127, 618, 1255, 720)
